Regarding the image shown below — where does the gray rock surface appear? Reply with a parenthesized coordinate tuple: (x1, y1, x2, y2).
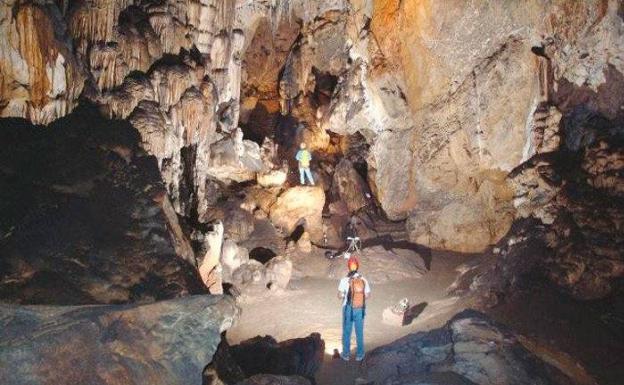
(0, 295, 240, 385)
(366, 309, 593, 385)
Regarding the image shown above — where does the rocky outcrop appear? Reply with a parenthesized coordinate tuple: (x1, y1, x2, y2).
(269, 186, 326, 244)
(0, 108, 205, 304)
(454, 125, 624, 301)
(319, 0, 624, 252)
(365, 309, 596, 385)
(230, 333, 324, 382)
(229, 256, 293, 297)
(0, 295, 240, 385)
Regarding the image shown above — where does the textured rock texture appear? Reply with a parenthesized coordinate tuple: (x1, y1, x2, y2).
(1, 0, 622, 279)
(329, 0, 624, 252)
(0, 0, 85, 124)
(0, 107, 205, 304)
(269, 186, 326, 243)
(230, 333, 324, 382)
(0, 295, 239, 385)
(366, 309, 597, 385)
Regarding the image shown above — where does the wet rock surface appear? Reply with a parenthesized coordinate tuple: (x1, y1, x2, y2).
(0, 295, 240, 385)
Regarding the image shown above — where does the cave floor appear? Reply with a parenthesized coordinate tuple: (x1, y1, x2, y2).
(227, 250, 470, 385)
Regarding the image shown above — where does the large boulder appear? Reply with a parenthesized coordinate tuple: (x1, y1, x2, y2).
(269, 186, 326, 243)
(265, 256, 294, 290)
(230, 333, 324, 381)
(230, 256, 293, 297)
(365, 309, 596, 385)
(0, 295, 240, 385)
(406, 177, 515, 253)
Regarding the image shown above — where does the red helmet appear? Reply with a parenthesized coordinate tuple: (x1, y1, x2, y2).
(347, 255, 359, 272)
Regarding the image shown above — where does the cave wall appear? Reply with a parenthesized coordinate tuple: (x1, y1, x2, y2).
(326, 0, 624, 252)
(1, 0, 623, 255)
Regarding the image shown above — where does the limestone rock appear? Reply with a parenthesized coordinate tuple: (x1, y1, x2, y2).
(220, 239, 250, 283)
(231, 260, 267, 292)
(257, 168, 288, 188)
(207, 129, 264, 183)
(265, 256, 293, 290)
(0, 295, 240, 385)
(0, 1, 86, 124)
(229, 255, 293, 296)
(198, 221, 225, 293)
(332, 159, 369, 213)
(366, 309, 596, 385)
(582, 140, 624, 197)
(230, 333, 324, 381)
(509, 158, 562, 224)
(407, 178, 515, 253)
(224, 207, 256, 243)
(269, 186, 326, 244)
(296, 232, 313, 254)
(344, 0, 623, 253)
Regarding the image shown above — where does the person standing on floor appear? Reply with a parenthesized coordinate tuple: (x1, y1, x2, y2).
(295, 143, 315, 186)
(338, 255, 370, 361)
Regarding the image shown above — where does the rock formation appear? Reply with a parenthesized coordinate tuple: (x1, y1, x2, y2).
(0, 108, 205, 304)
(2, 0, 622, 255)
(0, 3, 623, 383)
(366, 309, 597, 385)
(0, 295, 239, 385)
(269, 186, 326, 243)
(230, 333, 324, 382)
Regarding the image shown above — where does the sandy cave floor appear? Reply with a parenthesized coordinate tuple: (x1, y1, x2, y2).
(226, 250, 471, 385)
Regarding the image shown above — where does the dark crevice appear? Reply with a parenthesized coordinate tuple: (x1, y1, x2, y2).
(289, 224, 305, 242)
(249, 247, 276, 264)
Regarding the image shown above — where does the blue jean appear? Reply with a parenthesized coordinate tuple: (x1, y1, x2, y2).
(299, 167, 314, 185)
(342, 304, 365, 358)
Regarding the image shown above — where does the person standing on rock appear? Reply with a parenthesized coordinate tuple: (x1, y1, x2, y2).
(338, 256, 370, 361)
(295, 143, 315, 185)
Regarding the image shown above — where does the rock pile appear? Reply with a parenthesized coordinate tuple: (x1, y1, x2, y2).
(366, 310, 596, 385)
